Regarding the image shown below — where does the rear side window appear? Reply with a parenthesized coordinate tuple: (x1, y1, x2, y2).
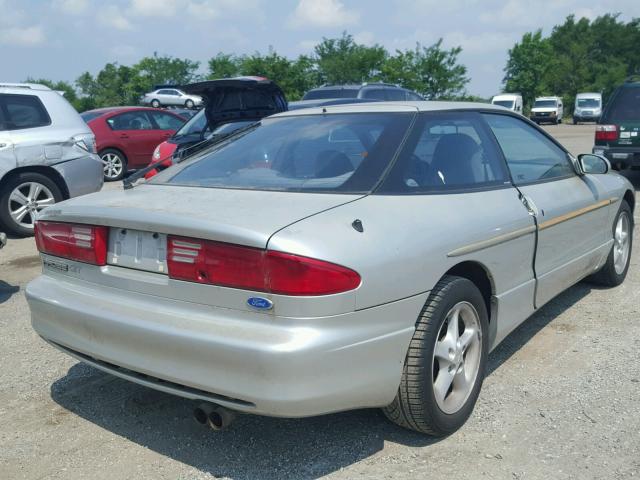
(602, 86, 640, 123)
(107, 111, 153, 131)
(484, 114, 574, 184)
(0, 94, 51, 130)
(302, 89, 357, 100)
(379, 112, 509, 193)
(385, 89, 406, 101)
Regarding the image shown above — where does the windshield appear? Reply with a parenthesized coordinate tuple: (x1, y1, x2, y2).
(577, 98, 600, 108)
(303, 89, 359, 100)
(159, 113, 413, 193)
(603, 87, 640, 123)
(80, 111, 105, 123)
(175, 110, 207, 137)
(492, 100, 514, 109)
(534, 100, 557, 108)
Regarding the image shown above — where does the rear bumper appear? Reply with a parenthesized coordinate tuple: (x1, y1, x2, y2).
(26, 274, 425, 417)
(53, 155, 103, 198)
(593, 145, 640, 170)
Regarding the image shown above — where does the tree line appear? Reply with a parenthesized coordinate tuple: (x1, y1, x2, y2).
(504, 14, 640, 113)
(28, 33, 471, 112)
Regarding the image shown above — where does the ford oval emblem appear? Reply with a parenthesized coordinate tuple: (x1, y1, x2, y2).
(247, 297, 273, 310)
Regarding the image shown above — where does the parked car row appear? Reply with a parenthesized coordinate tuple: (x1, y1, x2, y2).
(490, 92, 603, 125)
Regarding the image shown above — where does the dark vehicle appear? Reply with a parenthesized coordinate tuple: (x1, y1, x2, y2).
(287, 98, 377, 111)
(594, 78, 640, 170)
(146, 76, 287, 177)
(302, 83, 424, 102)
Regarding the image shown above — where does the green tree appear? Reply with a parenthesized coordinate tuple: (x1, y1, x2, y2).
(380, 40, 469, 99)
(314, 32, 387, 84)
(207, 53, 241, 79)
(503, 30, 553, 109)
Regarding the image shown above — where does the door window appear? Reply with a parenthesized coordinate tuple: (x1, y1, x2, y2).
(150, 112, 184, 130)
(385, 89, 406, 101)
(360, 88, 387, 100)
(107, 111, 153, 131)
(379, 111, 509, 193)
(0, 94, 51, 130)
(483, 114, 574, 184)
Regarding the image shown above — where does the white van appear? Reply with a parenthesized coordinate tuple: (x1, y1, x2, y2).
(530, 96, 564, 125)
(491, 94, 523, 114)
(573, 92, 602, 124)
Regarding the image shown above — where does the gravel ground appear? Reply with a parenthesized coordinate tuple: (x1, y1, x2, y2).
(1, 124, 639, 480)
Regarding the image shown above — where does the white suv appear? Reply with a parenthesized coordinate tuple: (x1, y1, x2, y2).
(0, 83, 103, 236)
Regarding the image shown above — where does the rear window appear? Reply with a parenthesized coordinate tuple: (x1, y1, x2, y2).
(602, 86, 640, 123)
(0, 94, 51, 131)
(303, 89, 358, 100)
(159, 113, 413, 193)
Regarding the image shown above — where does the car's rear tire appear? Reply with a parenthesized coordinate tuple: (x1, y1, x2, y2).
(151, 99, 161, 108)
(573, 117, 578, 125)
(383, 275, 489, 436)
(588, 200, 632, 287)
(0, 172, 64, 236)
(100, 148, 127, 181)
(185, 99, 195, 109)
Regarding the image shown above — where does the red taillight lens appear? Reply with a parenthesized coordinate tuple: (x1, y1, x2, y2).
(167, 236, 361, 296)
(595, 125, 618, 141)
(34, 221, 108, 265)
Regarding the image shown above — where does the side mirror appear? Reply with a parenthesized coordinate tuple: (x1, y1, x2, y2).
(578, 153, 610, 174)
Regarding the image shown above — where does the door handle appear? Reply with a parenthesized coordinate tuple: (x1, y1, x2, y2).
(520, 194, 539, 217)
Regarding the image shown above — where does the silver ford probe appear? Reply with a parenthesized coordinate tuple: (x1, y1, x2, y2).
(26, 102, 634, 436)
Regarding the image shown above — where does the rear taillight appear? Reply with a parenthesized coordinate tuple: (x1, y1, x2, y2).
(595, 125, 618, 141)
(34, 221, 108, 265)
(167, 236, 361, 296)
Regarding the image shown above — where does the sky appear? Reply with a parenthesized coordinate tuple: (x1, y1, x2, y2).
(1, 0, 639, 97)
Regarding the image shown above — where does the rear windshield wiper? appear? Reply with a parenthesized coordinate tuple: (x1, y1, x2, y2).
(123, 121, 260, 190)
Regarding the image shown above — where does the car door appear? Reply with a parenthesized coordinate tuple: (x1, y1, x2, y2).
(484, 113, 611, 307)
(106, 111, 158, 168)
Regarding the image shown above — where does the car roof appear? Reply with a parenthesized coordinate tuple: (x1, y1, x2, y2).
(576, 92, 601, 97)
(83, 106, 180, 115)
(493, 94, 521, 99)
(535, 96, 561, 100)
(272, 100, 507, 117)
(0, 83, 52, 92)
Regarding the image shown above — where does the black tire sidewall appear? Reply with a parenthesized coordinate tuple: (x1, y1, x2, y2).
(423, 277, 490, 434)
(185, 99, 194, 108)
(100, 149, 127, 181)
(0, 172, 63, 236)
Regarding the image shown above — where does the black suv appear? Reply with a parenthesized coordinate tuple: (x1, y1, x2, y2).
(593, 78, 640, 170)
(302, 83, 424, 101)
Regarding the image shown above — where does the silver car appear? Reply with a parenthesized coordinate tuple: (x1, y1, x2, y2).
(26, 102, 634, 435)
(0, 83, 103, 236)
(141, 88, 203, 109)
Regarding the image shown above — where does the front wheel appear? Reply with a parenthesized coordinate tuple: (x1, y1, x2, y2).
(185, 99, 195, 109)
(151, 99, 161, 108)
(588, 201, 632, 286)
(383, 275, 489, 436)
(0, 172, 63, 236)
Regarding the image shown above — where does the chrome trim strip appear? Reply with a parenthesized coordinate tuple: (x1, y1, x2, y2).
(447, 225, 536, 257)
(538, 198, 614, 231)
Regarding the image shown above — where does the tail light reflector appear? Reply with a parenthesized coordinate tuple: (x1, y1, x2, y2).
(167, 236, 361, 296)
(595, 125, 618, 141)
(34, 221, 108, 265)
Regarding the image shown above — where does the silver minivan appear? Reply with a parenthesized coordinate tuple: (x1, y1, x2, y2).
(0, 83, 103, 236)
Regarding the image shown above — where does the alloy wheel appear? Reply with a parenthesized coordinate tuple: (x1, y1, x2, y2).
(432, 301, 482, 414)
(8, 182, 55, 230)
(102, 153, 124, 180)
(613, 211, 631, 275)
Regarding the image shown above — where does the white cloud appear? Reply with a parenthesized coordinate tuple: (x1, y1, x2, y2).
(354, 31, 375, 46)
(99, 5, 134, 30)
(130, 0, 179, 17)
(0, 25, 45, 46)
(288, 0, 360, 29)
(53, 0, 89, 15)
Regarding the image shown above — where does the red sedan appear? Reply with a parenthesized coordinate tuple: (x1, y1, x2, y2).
(81, 107, 187, 181)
